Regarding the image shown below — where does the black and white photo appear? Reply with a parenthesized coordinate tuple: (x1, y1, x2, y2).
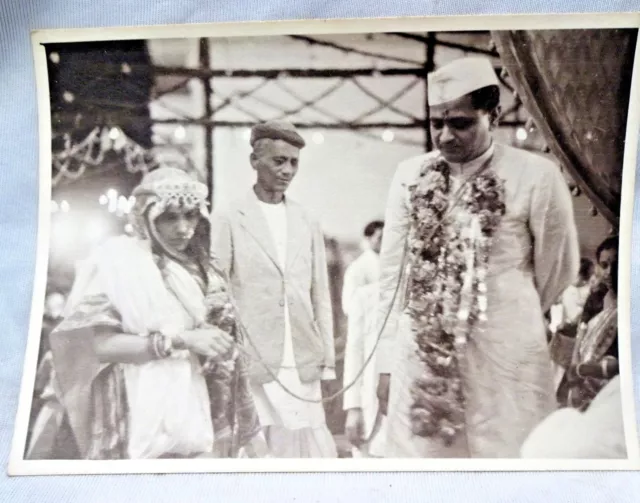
(8, 14, 640, 474)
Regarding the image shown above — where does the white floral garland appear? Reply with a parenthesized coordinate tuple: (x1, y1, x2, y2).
(406, 155, 506, 445)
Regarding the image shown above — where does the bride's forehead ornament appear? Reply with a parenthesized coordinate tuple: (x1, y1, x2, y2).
(132, 167, 209, 212)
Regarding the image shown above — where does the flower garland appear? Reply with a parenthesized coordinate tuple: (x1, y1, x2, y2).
(202, 272, 238, 377)
(406, 155, 506, 446)
(201, 271, 239, 442)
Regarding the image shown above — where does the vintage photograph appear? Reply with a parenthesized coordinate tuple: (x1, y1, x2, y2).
(9, 16, 640, 473)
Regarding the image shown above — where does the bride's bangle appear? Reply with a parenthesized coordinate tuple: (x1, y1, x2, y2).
(150, 332, 173, 359)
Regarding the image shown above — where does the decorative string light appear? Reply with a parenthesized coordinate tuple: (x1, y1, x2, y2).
(173, 125, 187, 141)
(108, 127, 121, 141)
(99, 189, 135, 217)
(52, 126, 153, 186)
(382, 129, 395, 142)
(515, 127, 528, 141)
(312, 132, 324, 145)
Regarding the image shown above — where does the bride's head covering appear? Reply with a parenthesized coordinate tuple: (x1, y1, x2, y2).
(129, 167, 208, 235)
(128, 167, 211, 274)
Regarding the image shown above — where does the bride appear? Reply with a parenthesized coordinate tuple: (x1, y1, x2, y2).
(30, 167, 267, 460)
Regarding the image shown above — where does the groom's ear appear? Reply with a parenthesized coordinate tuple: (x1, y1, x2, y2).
(489, 105, 502, 129)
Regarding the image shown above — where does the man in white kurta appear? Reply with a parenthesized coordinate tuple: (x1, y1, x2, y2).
(342, 282, 388, 457)
(375, 57, 580, 458)
(210, 120, 337, 458)
(341, 220, 384, 316)
(341, 221, 385, 456)
(251, 198, 332, 452)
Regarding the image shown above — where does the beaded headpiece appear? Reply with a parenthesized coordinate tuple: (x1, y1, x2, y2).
(129, 167, 209, 240)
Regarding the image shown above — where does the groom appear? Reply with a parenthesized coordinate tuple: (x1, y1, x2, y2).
(374, 56, 580, 458)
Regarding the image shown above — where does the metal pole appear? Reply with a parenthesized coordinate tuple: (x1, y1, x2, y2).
(424, 32, 436, 152)
(199, 38, 214, 208)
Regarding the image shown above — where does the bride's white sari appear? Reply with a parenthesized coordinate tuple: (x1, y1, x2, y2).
(63, 235, 215, 458)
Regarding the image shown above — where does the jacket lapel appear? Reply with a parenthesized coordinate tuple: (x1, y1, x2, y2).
(238, 191, 283, 275)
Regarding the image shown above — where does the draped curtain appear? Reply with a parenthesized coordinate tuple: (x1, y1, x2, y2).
(491, 29, 638, 227)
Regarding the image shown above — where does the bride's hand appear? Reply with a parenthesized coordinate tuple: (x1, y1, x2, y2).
(178, 326, 233, 358)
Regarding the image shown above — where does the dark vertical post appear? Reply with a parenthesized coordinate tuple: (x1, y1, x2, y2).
(199, 38, 214, 207)
(424, 32, 436, 152)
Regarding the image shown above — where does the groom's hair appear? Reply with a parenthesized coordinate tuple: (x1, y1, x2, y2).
(470, 85, 501, 113)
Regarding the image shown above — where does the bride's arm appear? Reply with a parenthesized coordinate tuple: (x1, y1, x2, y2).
(94, 327, 233, 364)
(93, 328, 160, 364)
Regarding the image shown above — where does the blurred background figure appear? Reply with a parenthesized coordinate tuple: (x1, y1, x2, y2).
(343, 281, 387, 458)
(550, 258, 594, 332)
(40, 291, 66, 360)
(548, 257, 594, 390)
(522, 255, 622, 459)
(25, 290, 68, 458)
(552, 236, 619, 405)
(341, 220, 384, 317)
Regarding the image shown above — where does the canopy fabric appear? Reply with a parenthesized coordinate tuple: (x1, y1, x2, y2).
(492, 29, 638, 226)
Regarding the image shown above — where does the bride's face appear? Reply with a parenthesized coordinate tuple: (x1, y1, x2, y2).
(154, 207, 200, 252)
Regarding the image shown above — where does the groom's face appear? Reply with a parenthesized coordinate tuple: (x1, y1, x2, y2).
(430, 93, 494, 164)
(251, 139, 300, 194)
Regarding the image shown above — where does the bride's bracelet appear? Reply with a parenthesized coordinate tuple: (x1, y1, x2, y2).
(149, 332, 173, 359)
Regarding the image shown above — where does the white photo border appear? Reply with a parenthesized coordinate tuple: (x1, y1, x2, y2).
(9, 12, 640, 476)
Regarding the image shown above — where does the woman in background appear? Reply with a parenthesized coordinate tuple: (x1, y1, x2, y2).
(548, 258, 594, 391)
(554, 236, 618, 406)
(564, 255, 619, 412)
(520, 256, 623, 459)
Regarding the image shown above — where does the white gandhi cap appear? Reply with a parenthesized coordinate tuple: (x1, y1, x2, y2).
(428, 57, 500, 107)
